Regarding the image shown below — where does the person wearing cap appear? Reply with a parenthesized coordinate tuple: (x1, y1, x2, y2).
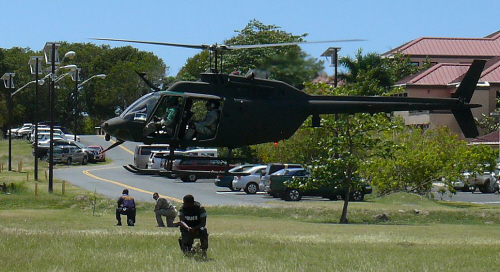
(177, 194, 208, 257)
(152, 192, 178, 227)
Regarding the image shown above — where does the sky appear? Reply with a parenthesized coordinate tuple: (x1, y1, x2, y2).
(2, 0, 500, 76)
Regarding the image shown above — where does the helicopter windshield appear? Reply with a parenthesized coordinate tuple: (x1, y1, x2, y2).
(143, 95, 182, 138)
(120, 93, 159, 121)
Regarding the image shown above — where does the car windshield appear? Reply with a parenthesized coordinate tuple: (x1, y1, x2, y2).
(273, 168, 304, 176)
(229, 165, 255, 173)
(73, 142, 87, 149)
(89, 146, 100, 151)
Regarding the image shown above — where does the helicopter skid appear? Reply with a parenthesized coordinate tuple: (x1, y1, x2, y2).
(123, 164, 161, 175)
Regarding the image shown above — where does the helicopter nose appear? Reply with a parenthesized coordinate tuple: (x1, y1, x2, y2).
(101, 117, 127, 140)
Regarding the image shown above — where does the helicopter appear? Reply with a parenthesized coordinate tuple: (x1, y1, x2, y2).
(93, 38, 486, 178)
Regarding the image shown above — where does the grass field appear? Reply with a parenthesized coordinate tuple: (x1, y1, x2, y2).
(2, 139, 500, 271)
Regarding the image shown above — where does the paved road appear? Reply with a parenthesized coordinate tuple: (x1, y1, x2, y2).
(434, 190, 500, 205)
(55, 135, 277, 205)
(55, 135, 500, 206)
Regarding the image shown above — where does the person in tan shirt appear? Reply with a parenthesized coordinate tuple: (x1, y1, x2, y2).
(153, 192, 178, 227)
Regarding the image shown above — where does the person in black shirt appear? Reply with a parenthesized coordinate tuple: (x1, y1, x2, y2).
(178, 194, 208, 257)
(116, 189, 136, 226)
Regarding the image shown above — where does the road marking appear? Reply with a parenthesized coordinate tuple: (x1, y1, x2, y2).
(100, 135, 134, 155)
(82, 168, 182, 203)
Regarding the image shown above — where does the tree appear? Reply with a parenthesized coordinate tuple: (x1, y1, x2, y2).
(176, 20, 324, 89)
(0, 43, 168, 134)
(362, 126, 497, 195)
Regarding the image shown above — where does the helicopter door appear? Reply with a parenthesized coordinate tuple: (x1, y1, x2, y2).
(143, 96, 182, 139)
(181, 98, 222, 141)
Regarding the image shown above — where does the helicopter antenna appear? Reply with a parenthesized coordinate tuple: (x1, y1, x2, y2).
(135, 71, 161, 92)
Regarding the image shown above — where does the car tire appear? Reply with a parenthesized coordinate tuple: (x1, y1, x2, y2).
(461, 185, 470, 192)
(480, 179, 495, 193)
(82, 156, 88, 165)
(285, 188, 301, 201)
(66, 158, 72, 165)
(327, 195, 337, 201)
(351, 191, 365, 201)
(181, 174, 197, 182)
(244, 182, 259, 194)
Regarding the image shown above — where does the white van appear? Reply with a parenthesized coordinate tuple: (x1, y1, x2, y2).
(147, 150, 185, 170)
(134, 144, 170, 169)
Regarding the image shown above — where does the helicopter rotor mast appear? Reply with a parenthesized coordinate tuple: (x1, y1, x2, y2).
(91, 37, 364, 74)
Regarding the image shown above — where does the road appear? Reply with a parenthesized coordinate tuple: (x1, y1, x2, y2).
(55, 135, 277, 205)
(55, 135, 500, 206)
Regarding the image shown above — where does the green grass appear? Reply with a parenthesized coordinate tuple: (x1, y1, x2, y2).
(3, 139, 500, 271)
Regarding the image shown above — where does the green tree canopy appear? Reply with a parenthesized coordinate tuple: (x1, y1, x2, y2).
(177, 20, 324, 89)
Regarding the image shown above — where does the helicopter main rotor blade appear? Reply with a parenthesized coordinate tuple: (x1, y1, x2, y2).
(91, 37, 365, 52)
(225, 39, 366, 50)
(90, 37, 209, 50)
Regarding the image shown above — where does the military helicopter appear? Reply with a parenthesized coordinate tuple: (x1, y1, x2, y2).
(93, 37, 485, 178)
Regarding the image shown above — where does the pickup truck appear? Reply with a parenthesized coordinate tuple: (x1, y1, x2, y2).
(453, 170, 499, 193)
(269, 168, 372, 201)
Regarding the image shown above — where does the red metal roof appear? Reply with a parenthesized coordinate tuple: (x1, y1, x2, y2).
(384, 30, 500, 57)
(470, 130, 499, 143)
(397, 63, 470, 85)
(397, 58, 500, 86)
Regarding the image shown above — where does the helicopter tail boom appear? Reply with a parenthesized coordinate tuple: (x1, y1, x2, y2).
(307, 60, 487, 138)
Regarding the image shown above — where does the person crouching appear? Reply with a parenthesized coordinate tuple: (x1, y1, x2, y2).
(177, 194, 208, 257)
(152, 192, 178, 227)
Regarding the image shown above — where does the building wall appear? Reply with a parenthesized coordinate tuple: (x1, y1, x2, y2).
(395, 87, 495, 140)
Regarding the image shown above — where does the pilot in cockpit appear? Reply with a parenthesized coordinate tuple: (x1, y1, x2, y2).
(143, 97, 180, 137)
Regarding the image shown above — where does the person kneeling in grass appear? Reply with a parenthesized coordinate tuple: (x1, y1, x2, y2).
(152, 192, 178, 227)
(177, 194, 208, 258)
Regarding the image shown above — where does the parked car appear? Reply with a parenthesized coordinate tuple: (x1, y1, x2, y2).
(36, 133, 67, 148)
(29, 127, 79, 143)
(88, 145, 106, 162)
(16, 123, 33, 138)
(232, 165, 267, 194)
(215, 164, 257, 191)
(35, 138, 94, 161)
(173, 158, 235, 182)
(453, 169, 499, 193)
(269, 168, 372, 201)
(259, 163, 303, 195)
(71, 141, 96, 162)
(134, 144, 170, 169)
(48, 145, 88, 165)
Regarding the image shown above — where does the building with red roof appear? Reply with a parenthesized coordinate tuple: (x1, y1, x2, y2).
(384, 30, 500, 139)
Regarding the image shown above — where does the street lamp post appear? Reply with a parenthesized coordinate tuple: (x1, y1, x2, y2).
(29, 56, 44, 180)
(43, 42, 75, 193)
(1, 73, 15, 171)
(321, 47, 342, 87)
(490, 111, 500, 161)
(74, 73, 106, 141)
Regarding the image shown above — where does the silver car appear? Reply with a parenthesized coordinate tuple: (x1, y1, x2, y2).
(50, 145, 88, 165)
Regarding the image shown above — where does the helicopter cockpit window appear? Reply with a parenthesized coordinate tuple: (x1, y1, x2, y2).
(143, 96, 182, 138)
(183, 98, 222, 141)
(120, 93, 159, 121)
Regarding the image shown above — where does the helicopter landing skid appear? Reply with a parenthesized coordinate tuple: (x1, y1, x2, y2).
(158, 169, 250, 178)
(123, 164, 161, 175)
